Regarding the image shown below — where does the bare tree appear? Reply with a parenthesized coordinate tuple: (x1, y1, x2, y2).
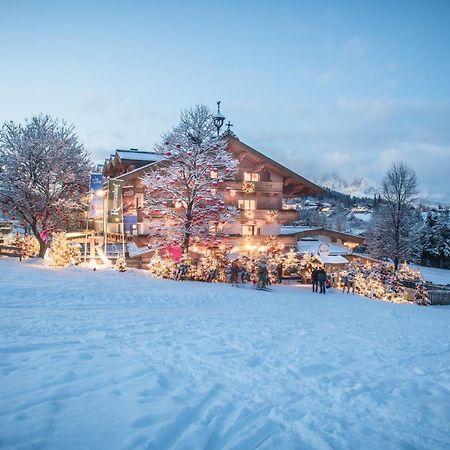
(367, 162, 421, 270)
(0, 115, 92, 257)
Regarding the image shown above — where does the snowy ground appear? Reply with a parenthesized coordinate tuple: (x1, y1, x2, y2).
(1, 259, 450, 450)
(413, 264, 450, 285)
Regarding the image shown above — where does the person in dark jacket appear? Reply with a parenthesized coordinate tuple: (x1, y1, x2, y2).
(311, 268, 319, 292)
(231, 260, 240, 285)
(318, 268, 327, 294)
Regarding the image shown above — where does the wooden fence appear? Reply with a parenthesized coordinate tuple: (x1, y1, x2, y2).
(0, 245, 22, 260)
(429, 289, 450, 306)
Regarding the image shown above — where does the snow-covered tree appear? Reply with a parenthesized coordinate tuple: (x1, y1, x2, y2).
(415, 282, 431, 306)
(421, 210, 450, 268)
(147, 251, 176, 278)
(142, 105, 238, 253)
(283, 249, 299, 276)
(366, 162, 421, 271)
(300, 208, 328, 227)
(0, 115, 92, 257)
(328, 205, 348, 232)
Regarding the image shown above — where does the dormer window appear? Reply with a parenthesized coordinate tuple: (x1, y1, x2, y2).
(244, 172, 259, 182)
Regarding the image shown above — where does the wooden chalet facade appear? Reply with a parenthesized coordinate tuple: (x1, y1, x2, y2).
(102, 134, 323, 256)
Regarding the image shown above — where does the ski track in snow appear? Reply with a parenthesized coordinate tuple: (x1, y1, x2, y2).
(0, 259, 450, 449)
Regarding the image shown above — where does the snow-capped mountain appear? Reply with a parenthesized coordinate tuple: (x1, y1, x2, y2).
(316, 173, 378, 198)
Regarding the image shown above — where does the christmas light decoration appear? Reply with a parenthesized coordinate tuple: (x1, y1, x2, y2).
(283, 249, 300, 276)
(114, 255, 127, 272)
(266, 210, 278, 223)
(47, 233, 81, 267)
(147, 251, 176, 279)
(9, 233, 40, 258)
(300, 252, 323, 281)
(242, 181, 255, 193)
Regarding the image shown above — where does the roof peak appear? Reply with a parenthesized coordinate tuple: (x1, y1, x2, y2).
(116, 148, 156, 154)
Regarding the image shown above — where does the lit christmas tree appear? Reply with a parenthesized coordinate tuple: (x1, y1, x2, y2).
(147, 251, 176, 279)
(195, 254, 229, 282)
(47, 233, 81, 267)
(300, 252, 322, 277)
(397, 261, 422, 281)
(11, 233, 24, 249)
(114, 255, 127, 272)
(266, 252, 285, 284)
(351, 262, 415, 303)
(22, 235, 40, 258)
(174, 253, 194, 280)
(9, 233, 39, 258)
(283, 249, 299, 276)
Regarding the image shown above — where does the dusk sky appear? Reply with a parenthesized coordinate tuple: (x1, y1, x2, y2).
(1, 0, 450, 202)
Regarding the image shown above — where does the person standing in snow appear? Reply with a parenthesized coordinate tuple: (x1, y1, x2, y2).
(240, 266, 248, 284)
(346, 271, 355, 294)
(231, 260, 240, 285)
(342, 273, 350, 293)
(257, 261, 268, 289)
(318, 268, 327, 294)
(276, 263, 283, 284)
(312, 268, 319, 292)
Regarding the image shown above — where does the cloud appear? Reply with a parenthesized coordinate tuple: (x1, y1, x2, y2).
(78, 95, 111, 114)
(247, 96, 450, 202)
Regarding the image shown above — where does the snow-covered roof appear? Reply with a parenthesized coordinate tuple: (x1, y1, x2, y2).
(115, 161, 161, 180)
(352, 212, 372, 222)
(320, 255, 348, 264)
(281, 226, 322, 235)
(116, 150, 162, 162)
(296, 237, 350, 255)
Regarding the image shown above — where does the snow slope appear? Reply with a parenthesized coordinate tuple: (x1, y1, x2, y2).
(1, 259, 450, 450)
(414, 264, 450, 285)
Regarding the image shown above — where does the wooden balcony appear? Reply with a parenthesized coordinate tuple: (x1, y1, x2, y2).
(222, 234, 299, 248)
(226, 181, 283, 193)
(239, 209, 298, 222)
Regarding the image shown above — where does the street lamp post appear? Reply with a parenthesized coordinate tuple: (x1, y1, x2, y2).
(212, 100, 225, 137)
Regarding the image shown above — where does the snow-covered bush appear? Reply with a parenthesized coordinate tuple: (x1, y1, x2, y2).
(47, 233, 81, 267)
(415, 282, 431, 306)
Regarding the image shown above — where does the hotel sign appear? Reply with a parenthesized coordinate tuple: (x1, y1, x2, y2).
(107, 179, 123, 223)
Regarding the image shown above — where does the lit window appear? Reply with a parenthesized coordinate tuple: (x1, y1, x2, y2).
(244, 172, 259, 181)
(209, 224, 218, 235)
(210, 170, 218, 179)
(238, 199, 256, 210)
(241, 225, 260, 236)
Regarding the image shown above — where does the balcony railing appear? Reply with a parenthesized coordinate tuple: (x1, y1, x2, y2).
(227, 181, 284, 193)
(239, 209, 298, 222)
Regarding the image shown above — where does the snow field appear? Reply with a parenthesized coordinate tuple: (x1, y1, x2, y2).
(414, 264, 450, 285)
(0, 259, 450, 449)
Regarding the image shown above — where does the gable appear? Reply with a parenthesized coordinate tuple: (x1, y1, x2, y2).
(226, 135, 323, 196)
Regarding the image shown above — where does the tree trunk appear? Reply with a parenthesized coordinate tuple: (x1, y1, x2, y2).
(182, 232, 190, 253)
(394, 256, 399, 272)
(183, 203, 193, 253)
(30, 221, 47, 258)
